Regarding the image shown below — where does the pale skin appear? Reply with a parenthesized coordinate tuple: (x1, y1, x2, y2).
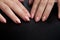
(21, 0, 58, 22)
(0, 0, 60, 23)
(0, 0, 30, 23)
(30, 0, 55, 22)
(29, 0, 60, 22)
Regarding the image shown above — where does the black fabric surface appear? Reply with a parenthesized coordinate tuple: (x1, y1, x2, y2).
(0, 0, 60, 40)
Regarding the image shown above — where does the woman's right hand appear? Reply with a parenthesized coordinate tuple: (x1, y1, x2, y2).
(0, 0, 30, 23)
(30, 0, 55, 22)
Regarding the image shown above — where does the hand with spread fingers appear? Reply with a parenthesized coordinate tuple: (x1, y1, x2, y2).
(0, 0, 30, 23)
(30, 0, 55, 22)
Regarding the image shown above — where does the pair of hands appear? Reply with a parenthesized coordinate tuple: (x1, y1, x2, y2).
(0, 0, 59, 24)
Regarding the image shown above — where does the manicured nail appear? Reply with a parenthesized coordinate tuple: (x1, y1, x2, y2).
(35, 17, 40, 22)
(42, 16, 46, 22)
(25, 16, 30, 21)
(58, 16, 60, 19)
(58, 13, 60, 19)
(1, 19, 6, 23)
(31, 14, 34, 19)
(16, 19, 21, 23)
(3, 19, 6, 23)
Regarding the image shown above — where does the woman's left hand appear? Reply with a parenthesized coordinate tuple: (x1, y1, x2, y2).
(0, 0, 30, 23)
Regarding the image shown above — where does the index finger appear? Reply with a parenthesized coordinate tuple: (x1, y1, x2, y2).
(31, 0, 40, 18)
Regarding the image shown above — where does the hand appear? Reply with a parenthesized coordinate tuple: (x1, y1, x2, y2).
(0, 0, 30, 23)
(30, 0, 55, 22)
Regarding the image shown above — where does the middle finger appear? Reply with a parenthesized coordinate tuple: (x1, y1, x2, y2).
(35, 0, 48, 22)
(31, 0, 40, 19)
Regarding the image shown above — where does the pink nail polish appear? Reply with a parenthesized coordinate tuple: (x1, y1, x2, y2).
(2, 19, 6, 23)
(42, 16, 46, 22)
(16, 19, 21, 23)
(31, 14, 34, 19)
(3, 19, 6, 23)
(25, 16, 30, 21)
(35, 17, 40, 22)
(58, 13, 60, 19)
(1, 20, 6, 23)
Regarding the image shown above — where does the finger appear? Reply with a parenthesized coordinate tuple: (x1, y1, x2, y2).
(42, 0, 55, 21)
(0, 14, 6, 23)
(31, 0, 40, 19)
(13, 0, 30, 17)
(4, 0, 30, 21)
(0, 2, 21, 23)
(29, 0, 34, 5)
(55, 0, 57, 3)
(35, 0, 48, 22)
(19, 0, 24, 2)
(58, 0, 60, 19)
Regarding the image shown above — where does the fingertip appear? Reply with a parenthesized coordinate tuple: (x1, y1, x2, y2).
(4, 19, 7, 23)
(42, 16, 46, 22)
(15, 19, 21, 24)
(0, 19, 7, 23)
(16, 20, 21, 24)
(35, 17, 40, 22)
(58, 13, 60, 19)
(0, 14, 7, 23)
(30, 13, 34, 19)
(25, 16, 30, 21)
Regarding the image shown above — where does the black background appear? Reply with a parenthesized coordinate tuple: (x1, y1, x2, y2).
(0, 0, 60, 40)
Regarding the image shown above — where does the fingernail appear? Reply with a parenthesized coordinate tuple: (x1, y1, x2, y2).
(42, 16, 46, 22)
(25, 16, 30, 21)
(16, 19, 21, 23)
(31, 14, 34, 19)
(58, 16, 60, 19)
(35, 17, 40, 22)
(1, 19, 6, 23)
(58, 13, 60, 19)
(3, 19, 6, 23)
